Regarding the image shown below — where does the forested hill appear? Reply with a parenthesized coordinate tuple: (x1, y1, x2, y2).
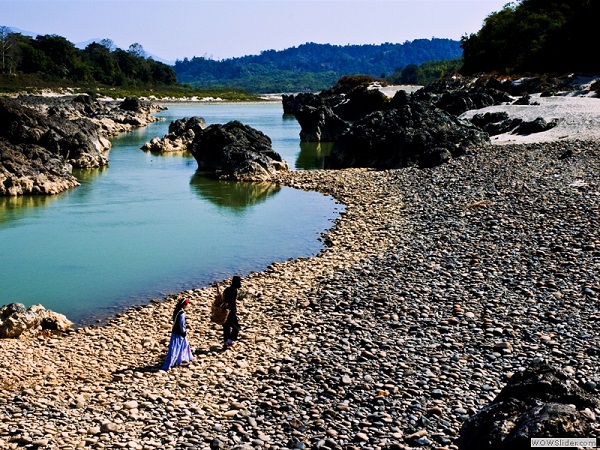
(174, 39, 462, 93)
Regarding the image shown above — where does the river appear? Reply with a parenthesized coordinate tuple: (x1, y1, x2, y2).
(0, 102, 341, 325)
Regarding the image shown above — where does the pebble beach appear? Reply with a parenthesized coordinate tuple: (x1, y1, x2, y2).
(1, 102, 600, 449)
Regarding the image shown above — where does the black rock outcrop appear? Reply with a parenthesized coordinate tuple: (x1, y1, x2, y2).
(142, 117, 207, 153)
(282, 75, 385, 117)
(294, 106, 349, 142)
(0, 95, 162, 196)
(283, 76, 395, 141)
(282, 92, 338, 115)
(414, 75, 513, 116)
(0, 97, 108, 195)
(188, 120, 290, 181)
(470, 112, 559, 136)
(332, 86, 390, 121)
(284, 88, 391, 142)
(512, 117, 558, 135)
(457, 363, 600, 450)
(329, 99, 490, 169)
(119, 96, 147, 112)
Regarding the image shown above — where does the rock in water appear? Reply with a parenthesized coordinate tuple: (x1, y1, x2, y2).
(294, 106, 349, 142)
(189, 120, 290, 181)
(330, 99, 490, 169)
(141, 116, 207, 153)
(0, 95, 162, 196)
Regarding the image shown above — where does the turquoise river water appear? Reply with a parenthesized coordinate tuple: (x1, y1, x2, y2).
(0, 102, 341, 325)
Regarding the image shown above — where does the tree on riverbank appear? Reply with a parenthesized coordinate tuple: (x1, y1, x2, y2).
(0, 26, 18, 74)
(0, 29, 177, 88)
(461, 0, 599, 75)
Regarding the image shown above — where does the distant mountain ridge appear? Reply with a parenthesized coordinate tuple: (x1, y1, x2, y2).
(1, 27, 461, 93)
(174, 39, 462, 93)
(5, 26, 36, 37)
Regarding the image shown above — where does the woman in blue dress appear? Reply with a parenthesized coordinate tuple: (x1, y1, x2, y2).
(162, 297, 193, 370)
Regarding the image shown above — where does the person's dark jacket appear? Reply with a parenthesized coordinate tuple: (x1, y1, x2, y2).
(223, 286, 238, 315)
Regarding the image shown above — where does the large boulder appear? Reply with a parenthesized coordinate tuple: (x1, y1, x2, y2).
(119, 96, 146, 112)
(188, 120, 290, 181)
(294, 106, 349, 142)
(413, 75, 513, 116)
(0, 97, 107, 163)
(283, 75, 390, 121)
(0, 302, 73, 338)
(282, 92, 332, 115)
(469, 112, 559, 136)
(329, 99, 490, 169)
(457, 363, 600, 449)
(0, 97, 108, 195)
(142, 117, 207, 153)
(0, 95, 163, 196)
(0, 140, 80, 195)
(332, 85, 390, 121)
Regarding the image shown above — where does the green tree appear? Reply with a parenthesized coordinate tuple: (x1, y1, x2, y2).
(82, 42, 117, 84)
(99, 38, 115, 51)
(399, 64, 421, 84)
(17, 36, 48, 74)
(0, 26, 17, 73)
(127, 43, 146, 58)
(32, 34, 79, 78)
(461, 0, 599, 74)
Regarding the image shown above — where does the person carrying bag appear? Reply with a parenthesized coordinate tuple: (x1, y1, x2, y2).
(210, 282, 229, 325)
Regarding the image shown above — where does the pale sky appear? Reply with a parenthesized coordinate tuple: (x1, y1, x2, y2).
(1, 0, 509, 63)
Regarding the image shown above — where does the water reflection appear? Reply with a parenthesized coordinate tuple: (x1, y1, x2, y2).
(144, 149, 194, 158)
(0, 194, 59, 224)
(73, 166, 108, 184)
(0, 167, 108, 225)
(282, 113, 297, 121)
(296, 141, 333, 170)
(190, 172, 281, 211)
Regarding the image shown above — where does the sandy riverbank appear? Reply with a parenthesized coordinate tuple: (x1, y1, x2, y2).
(461, 93, 600, 144)
(1, 96, 599, 449)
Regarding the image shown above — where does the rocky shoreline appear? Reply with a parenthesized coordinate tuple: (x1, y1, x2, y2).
(0, 95, 163, 195)
(1, 136, 599, 448)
